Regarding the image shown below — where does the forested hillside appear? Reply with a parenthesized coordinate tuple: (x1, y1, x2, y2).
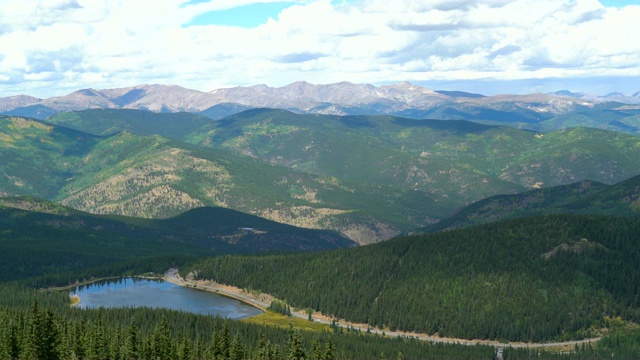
(2, 283, 640, 359)
(183, 214, 640, 342)
(0, 198, 356, 285)
(2, 107, 640, 358)
(421, 174, 640, 232)
(4, 111, 640, 243)
(187, 109, 640, 198)
(0, 115, 453, 243)
(0, 286, 495, 360)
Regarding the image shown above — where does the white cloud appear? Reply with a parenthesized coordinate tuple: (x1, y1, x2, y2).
(0, 0, 638, 97)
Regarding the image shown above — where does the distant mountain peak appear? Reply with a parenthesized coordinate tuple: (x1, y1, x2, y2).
(551, 90, 584, 98)
(0, 95, 41, 112)
(390, 81, 417, 89)
(8, 81, 640, 122)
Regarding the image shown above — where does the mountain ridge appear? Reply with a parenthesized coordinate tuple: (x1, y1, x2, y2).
(6, 81, 640, 136)
(0, 196, 355, 252)
(1, 81, 624, 117)
(420, 174, 640, 233)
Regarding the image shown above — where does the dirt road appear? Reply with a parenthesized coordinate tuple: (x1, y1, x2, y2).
(163, 269, 600, 349)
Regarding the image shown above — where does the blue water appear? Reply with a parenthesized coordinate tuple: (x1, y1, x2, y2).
(70, 278, 263, 319)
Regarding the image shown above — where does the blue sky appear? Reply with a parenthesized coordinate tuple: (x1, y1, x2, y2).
(0, 0, 639, 97)
(184, 3, 291, 27)
(183, 1, 362, 28)
(600, 0, 638, 6)
(183, 1, 639, 28)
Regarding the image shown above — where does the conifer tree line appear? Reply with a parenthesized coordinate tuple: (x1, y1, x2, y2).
(182, 215, 640, 342)
(0, 285, 501, 360)
(267, 300, 292, 317)
(2, 299, 639, 360)
(0, 300, 340, 360)
(3, 208, 640, 358)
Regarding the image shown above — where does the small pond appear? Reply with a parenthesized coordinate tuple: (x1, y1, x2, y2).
(70, 278, 263, 319)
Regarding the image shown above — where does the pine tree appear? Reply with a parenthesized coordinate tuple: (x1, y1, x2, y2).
(151, 316, 175, 360)
(178, 334, 192, 360)
(209, 324, 221, 359)
(122, 319, 138, 360)
(256, 330, 269, 360)
(26, 302, 60, 360)
(229, 333, 245, 360)
(287, 330, 306, 360)
(323, 338, 335, 360)
(1, 316, 19, 360)
(310, 337, 322, 360)
(220, 321, 231, 359)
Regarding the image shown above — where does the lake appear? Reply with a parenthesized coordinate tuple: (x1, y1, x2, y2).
(70, 278, 263, 319)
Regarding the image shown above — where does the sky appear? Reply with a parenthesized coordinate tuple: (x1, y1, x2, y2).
(0, 0, 639, 98)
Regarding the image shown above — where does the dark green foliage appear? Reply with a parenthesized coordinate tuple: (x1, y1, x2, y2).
(46, 109, 213, 139)
(0, 197, 356, 285)
(287, 329, 306, 360)
(0, 297, 498, 360)
(184, 214, 640, 342)
(1, 283, 638, 359)
(421, 175, 640, 233)
(4, 111, 640, 243)
(199, 102, 255, 120)
(0, 204, 215, 284)
(2, 104, 57, 119)
(187, 109, 640, 207)
(0, 115, 452, 240)
(269, 300, 292, 316)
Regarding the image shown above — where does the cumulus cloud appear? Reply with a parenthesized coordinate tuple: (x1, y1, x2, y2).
(0, 0, 638, 97)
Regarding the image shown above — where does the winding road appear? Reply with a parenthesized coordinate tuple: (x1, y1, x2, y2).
(163, 269, 600, 350)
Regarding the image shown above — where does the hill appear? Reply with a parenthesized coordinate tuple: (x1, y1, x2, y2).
(187, 109, 640, 201)
(182, 214, 640, 343)
(0, 196, 354, 282)
(34, 109, 640, 207)
(420, 175, 640, 232)
(45, 108, 213, 139)
(1, 115, 451, 243)
(3, 111, 640, 242)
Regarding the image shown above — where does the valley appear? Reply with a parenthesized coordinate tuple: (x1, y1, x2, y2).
(3, 109, 640, 243)
(1, 85, 640, 359)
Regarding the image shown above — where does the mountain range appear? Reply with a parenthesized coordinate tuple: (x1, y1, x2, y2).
(2, 109, 640, 243)
(2, 82, 640, 136)
(3, 81, 640, 354)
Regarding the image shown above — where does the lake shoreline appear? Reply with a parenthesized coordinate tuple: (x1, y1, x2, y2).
(164, 269, 603, 350)
(68, 275, 262, 319)
(162, 268, 270, 312)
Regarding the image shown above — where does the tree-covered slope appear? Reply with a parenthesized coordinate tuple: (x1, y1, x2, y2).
(421, 175, 640, 232)
(183, 214, 640, 342)
(3, 111, 640, 243)
(0, 197, 356, 283)
(0, 116, 100, 198)
(0, 115, 452, 243)
(527, 106, 640, 136)
(46, 108, 213, 139)
(3, 286, 640, 360)
(187, 109, 640, 203)
(57, 131, 449, 243)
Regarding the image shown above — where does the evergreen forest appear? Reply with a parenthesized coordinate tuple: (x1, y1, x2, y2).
(183, 215, 640, 342)
(1, 110, 639, 359)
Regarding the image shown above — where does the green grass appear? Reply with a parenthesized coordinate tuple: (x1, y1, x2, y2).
(242, 311, 332, 332)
